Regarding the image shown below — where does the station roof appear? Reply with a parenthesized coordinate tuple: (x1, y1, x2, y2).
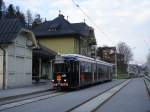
(33, 44, 57, 59)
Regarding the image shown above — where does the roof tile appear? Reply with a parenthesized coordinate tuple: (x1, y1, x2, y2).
(0, 19, 24, 44)
(32, 14, 94, 38)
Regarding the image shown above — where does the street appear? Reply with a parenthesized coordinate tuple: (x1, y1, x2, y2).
(0, 78, 149, 112)
(96, 78, 150, 112)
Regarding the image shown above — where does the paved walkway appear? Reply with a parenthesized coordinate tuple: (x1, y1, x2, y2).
(0, 83, 53, 100)
(96, 78, 150, 112)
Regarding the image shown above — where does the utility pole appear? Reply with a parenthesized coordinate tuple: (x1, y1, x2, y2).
(127, 63, 129, 78)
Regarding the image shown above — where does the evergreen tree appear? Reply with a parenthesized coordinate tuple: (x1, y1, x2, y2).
(6, 4, 16, 18)
(0, 0, 3, 18)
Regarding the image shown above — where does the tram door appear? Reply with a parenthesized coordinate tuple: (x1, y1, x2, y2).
(67, 61, 79, 88)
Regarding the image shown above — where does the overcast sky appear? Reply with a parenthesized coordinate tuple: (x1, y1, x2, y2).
(5, 0, 150, 64)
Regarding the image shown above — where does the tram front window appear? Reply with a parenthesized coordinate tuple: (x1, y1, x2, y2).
(54, 64, 65, 72)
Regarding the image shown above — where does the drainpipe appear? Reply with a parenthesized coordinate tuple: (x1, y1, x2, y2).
(0, 46, 6, 89)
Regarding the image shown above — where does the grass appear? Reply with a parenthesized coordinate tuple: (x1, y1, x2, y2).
(113, 73, 129, 79)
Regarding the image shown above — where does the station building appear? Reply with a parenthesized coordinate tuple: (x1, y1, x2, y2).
(0, 19, 57, 89)
(32, 14, 97, 58)
(0, 19, 38, 89)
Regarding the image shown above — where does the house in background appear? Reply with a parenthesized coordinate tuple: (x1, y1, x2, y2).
(97, 46, 116, 63)
(0, 19, 37, 89)
(32, 14, 96, 57)
(97, 46, 126, 73)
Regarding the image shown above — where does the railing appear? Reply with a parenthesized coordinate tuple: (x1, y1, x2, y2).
(144, 75, 150, 96)
(145, 75, 150, 82)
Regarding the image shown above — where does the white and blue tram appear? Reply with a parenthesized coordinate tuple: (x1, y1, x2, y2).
(52, 54, 113, 89)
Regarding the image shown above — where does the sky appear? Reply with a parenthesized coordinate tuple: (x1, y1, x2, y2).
(5, 0, 150, 64)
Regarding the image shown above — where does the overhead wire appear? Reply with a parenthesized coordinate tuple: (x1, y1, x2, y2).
(71, 0, 113, 44)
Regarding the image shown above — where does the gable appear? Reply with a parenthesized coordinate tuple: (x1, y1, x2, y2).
(18, 29, 38, 48)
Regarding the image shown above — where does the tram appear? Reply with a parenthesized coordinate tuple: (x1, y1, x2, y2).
(51, 54, 113, 89)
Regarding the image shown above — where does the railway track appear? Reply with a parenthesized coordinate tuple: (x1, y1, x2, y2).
(66, 79, 131, 112)
(0, 91, 65, 111)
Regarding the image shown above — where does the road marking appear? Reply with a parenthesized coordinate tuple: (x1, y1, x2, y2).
(70, 79, 130, 112)
(0, 92, 64, 111)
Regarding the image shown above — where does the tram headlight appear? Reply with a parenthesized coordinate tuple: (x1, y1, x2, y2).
(64, 79, 67, 82)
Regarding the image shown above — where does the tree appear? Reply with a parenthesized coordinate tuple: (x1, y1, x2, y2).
(6, 4, 16, 18)
(15, 6, 25, 24)
(32, 14, 42, 27)
(0, 0, 5, 19)
(117, 42, 133, 64)
(0, 0, 2, 18)
(146, 52, 150, 76)
(26, 10, 33, 27)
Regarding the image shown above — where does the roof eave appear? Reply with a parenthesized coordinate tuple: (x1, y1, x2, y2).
(35, 33, 79, 38)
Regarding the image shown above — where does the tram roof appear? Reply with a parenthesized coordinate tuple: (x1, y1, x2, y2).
(61, 54, 113, 66)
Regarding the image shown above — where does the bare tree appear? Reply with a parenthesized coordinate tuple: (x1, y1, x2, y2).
(146, 52, 150, 76)
(117, 42, 133, 64)
(26, 10, 33, 27)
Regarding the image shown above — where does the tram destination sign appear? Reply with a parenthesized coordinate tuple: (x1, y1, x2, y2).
(55, 55, 64, 63)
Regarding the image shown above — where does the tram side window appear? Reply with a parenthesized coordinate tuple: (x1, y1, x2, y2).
(104, 66, 106, 75)
(92, 63, 96, 73)
(80, 62, 85, 72)
(80, 62, 92, 72)
(71, 61, 76, 72)
(101, 65, 104, 75)
(85, 62, 92, 72)
(99, 64, 103, 74)
(85, 62, 89, 72)
(65, 61, 71, 73)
